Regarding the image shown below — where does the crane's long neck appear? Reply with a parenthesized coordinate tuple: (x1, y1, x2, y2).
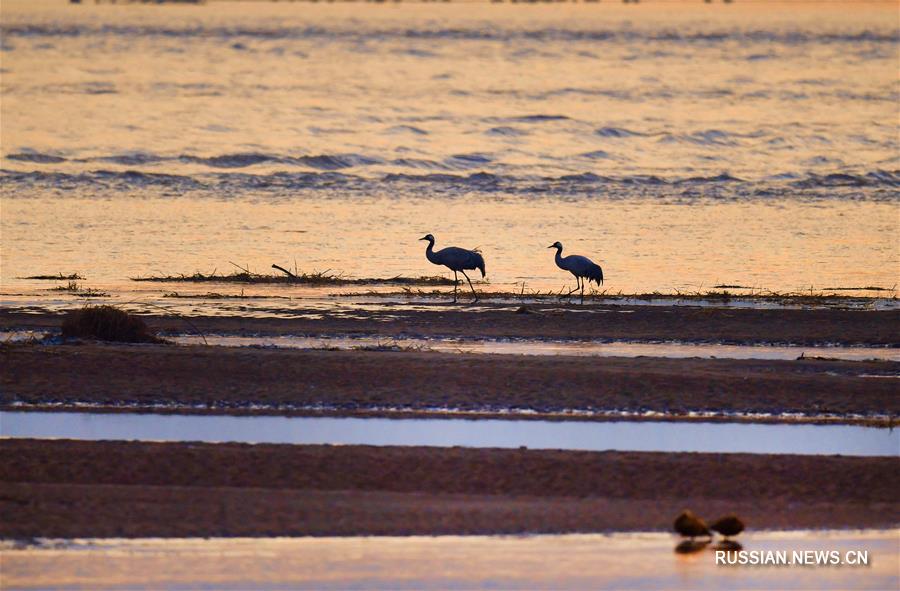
(424, 239, 438, 265)
(554, 245, 564, 266)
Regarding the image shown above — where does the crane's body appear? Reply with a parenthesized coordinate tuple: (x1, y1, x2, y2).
(549, 241, 604, 304)
(420, 234, 485, 302)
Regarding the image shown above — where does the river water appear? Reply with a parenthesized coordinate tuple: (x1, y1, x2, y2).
(2, 531, 897, 590)
(2, 411, 898, 456)
(1, 0, 898, 303)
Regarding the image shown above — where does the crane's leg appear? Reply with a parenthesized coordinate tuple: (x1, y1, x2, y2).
(566, 276, 580, 297)
(452, 271, 459, 303)
(580, 278, 585, 304)
(461, 270, 478, 302)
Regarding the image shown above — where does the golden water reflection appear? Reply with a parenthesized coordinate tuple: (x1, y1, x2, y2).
(2, 196, 897, 296)
(1, 531, 896, 590)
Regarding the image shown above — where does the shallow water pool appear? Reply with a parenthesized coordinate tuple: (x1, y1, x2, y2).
(1, 411, 897, 457)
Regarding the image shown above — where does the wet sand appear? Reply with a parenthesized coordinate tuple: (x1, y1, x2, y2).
(2, 342, 897, 421)
(1, 439, 897, 538)
(2, 305, 898, 345)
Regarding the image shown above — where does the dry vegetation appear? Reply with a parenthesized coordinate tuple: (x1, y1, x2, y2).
(354, 284, 896, 308)
(162, 291, 290, 300)
(131, 266, 454, 287)
(21, 273, 84, 280)
(46, 281, 110, 298)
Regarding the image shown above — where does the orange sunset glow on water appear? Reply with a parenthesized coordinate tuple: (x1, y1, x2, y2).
(2, 0, 897, 303)
(0, 1, 897, 589)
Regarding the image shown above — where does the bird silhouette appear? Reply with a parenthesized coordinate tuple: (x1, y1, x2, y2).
(420, 234, 485, 302)
(673, 510, 712, 541)
(548, 241, 604, 304)
(710, 514, 745, 539)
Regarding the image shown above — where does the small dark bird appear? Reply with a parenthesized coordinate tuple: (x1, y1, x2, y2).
(674, 510, 712, 541)
(420, 234, 486, 302)
(710, 514, 745, 539)
(548, 241, 604, 304)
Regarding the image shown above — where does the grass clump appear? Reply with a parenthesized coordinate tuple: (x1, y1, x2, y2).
(61, 306, 165, 344)
(46, 281, 110, 297)
(49, 281, 83, 292)
(131, 266, 455, 286)
(131, 269, 338, 284)
(821, 286, 895, 292)
(22, 272, 85, 280)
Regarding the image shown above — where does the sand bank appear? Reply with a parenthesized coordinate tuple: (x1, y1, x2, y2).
(1, 440, 897, 538)
(2, 343, 896, 422)
(2, 305, 897, 345)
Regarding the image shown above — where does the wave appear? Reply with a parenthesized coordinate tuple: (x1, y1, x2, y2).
(385, 125, 429, 135)
(387, 155, 494, 172)
(657, 129, 769, 147)
(180, 153, 275, 168)
(595, 127, 652, 138)
(383, 171, 503, 185)
(95, 153, 168, 166)
(596, 127, 771, 143)
(4, 24, 897, 45)
(31, 81, 118, 95)
(6, 149, 898, 191)
(446, 153, 493, 169)
(297, 154, 383, 170)
(0, 169, 204, 189)
(496, 114, 571, 123)
(4, 168, 897, 194)
(4, 150, 491, 172)
(553, 172, 610, 183)
(678, 173, 745, 184)
(580, 150, 614, 160)
(4, 151, 385, 171)
(7, 152, 66, 163)
(790, 170, 900, 188)
(660, 130, 736, 146)
(485, 126, 529, 137)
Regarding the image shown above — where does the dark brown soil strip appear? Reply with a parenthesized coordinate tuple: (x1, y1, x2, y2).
(1, 440, 896, 538)
(2, 344, 897, 418)
(2, 306, 898, 346)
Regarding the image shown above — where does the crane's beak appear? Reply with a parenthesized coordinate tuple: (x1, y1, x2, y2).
(419, 236, 429, 241)
(547, 244, 555, 248)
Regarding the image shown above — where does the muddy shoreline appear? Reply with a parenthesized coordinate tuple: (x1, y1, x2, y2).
(6, 404, 892, 427)
(2, 343, 897, 422)
(1, 439, 897, 538)
(2, 306, 898, 346)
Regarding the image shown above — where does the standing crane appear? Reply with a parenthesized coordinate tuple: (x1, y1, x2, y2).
(420, 234, 485, 302)
(548, 241, 604, 304)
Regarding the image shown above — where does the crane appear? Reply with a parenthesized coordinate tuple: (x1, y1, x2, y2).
(419, 234, 485, 302)
(548, 241, 604, 304)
